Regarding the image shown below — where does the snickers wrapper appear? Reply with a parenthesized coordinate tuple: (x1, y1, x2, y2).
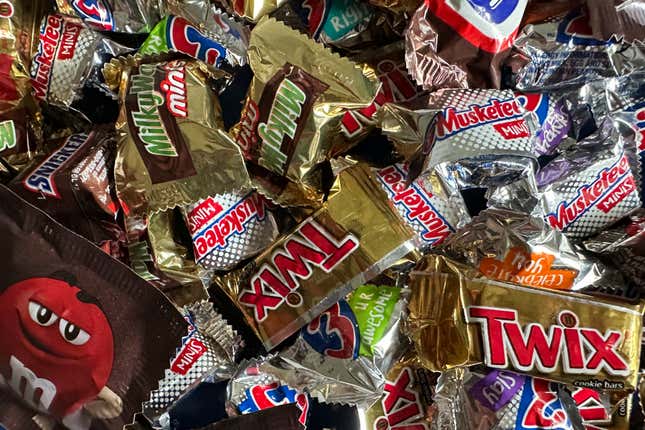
(408, 255, 645, 392)
(216, 163, 416, 350)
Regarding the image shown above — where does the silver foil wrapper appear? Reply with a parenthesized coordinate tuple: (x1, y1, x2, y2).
(31, 14, 132, 108)
(183, 191, 278, 271)
(513, 6, 645, 91)
(443, 207, 622, 293)
(144, 301, 241, 423)
(538, 116, 642, 239)
(57, 0, 160, 33)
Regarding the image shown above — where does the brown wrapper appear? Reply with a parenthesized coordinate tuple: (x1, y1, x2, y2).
(360, 352, 438, 429)
(232, 17, 378, 204)
(366, 0, 422, 14)
(408, 255, 645, 392)
(215, 163, 417, 350)
(8, 130, 124, 257)
(111, 58, 250, 216)
(0, 185, 187, 429)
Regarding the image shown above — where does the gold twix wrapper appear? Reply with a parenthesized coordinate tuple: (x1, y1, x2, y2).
(112, 58, 250, 216)
(216, 163, 417, 349)
(408, 255, 645, 392)
(233, 17, 378, 203)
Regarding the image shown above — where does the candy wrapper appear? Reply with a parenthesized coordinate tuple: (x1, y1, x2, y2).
(443, 207, 622, 294)
(123, 211, 209, 307)
(275, 284, 407, 406)
(55, 0, 159, 33)
(110, 58, 250, 216)
(143, 301, 241, 425)
(516, 92, 573, 156)
(405, 0, 528, 91)
(584, 209, 645, 296)
(538, 117, 642, 240)
(433, 366, 629, 430)
(357, 351, 437, 429)
(228, 358, 310, 426)
(231, 17, 378, 203)
(8, 130, 124, 256)
(0, 185, 187, 429)
(139, 14, 249, 69)
(0, 0, 48, 166)
(215, 163, 416, 349)
(512, 5, 645, 91)
(382, 89, 537, 166)
(408, 254, 645, 392)
(31, 14, 132, 110)
(183, 191, 279, 272)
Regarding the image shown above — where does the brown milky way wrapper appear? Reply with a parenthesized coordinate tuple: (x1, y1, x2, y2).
(9, 130, 123, 256)
(408, 254, 645, 392)
(112, 59, 250, 216)
(232, 17, 378, 204)
(215, 163, 416, 350)
(0, 185, 187, 429)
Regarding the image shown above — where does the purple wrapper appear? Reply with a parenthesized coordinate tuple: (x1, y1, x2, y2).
(469, 370, 525, 412)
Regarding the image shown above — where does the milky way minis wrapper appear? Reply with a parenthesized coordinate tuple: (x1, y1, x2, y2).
(0, 185, 187, 429)
(408, 255, 645, 392)
(183, 191, 278, 271)
(444, 207, 617, 293)
(56, 0, 159, 33)
(232, 17, 378, 201)
(9, 130, 123, 255)
(216, 163, 416, 350)
(112, 59, 250, 216)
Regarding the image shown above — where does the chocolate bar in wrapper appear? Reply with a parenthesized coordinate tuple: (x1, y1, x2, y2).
(232, 17, 378, 203)
(358, 352, 437, 429)
(512, 5, 645, 91)
(405, 0, 528, 91)
(538, 117, 642, 240)
(408, 254, 645, 391)
(31, 14, 132, 110)
(216, 163, 416, 349)
(56, 0, 159, 33)
(444, 207, 620, 294)
(183, 191, 278, 271)
(0, 185, 187, 429)
(9, 130, 124, 256)
(111, 59, 250, 216)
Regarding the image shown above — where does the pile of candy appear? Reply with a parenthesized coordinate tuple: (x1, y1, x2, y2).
(0, 0, 644, 429)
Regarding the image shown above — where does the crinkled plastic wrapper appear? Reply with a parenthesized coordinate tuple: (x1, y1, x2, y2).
(405, 0, 528, 91)
(56, 0, 160, 33)
(216, 163, 417, 350)
(512, 5, 645, 91)
(111, 58, 250, 216)
(408, 254, 645, 392)
(443, 207, 623, 294)
(231, 17, 378, 204)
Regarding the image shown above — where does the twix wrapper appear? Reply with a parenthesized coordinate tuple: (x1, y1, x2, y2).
(216, 163, 416, 349)
(110, 58, 250, 216)
(408, 255, 645, 392)
(232, 17, 378, 203)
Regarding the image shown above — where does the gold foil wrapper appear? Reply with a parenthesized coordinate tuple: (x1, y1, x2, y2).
(408, 255, 645, 392)
(216, 163, 416, 349)
(232, 17, 378, 203)
(361, 352, 437, 428)
(114, 59, 250, 216)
